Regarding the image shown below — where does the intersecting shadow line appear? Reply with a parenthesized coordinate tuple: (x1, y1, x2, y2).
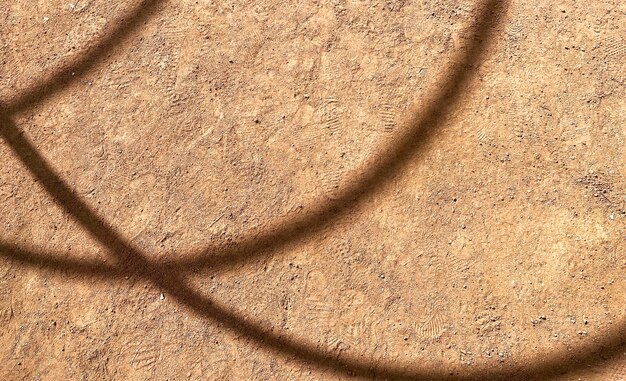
(1, 0, 624, 379)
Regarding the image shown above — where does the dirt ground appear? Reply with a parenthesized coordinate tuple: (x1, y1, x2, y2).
(0, 0, 624, 380)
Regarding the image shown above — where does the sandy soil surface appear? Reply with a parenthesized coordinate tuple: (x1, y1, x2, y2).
(0, 0, 624, 380)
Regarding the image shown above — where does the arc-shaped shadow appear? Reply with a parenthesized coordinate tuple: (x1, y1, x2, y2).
(0, 240, 120, 278)
(1, 0, 624, 379)
(4, 0, 167, 115)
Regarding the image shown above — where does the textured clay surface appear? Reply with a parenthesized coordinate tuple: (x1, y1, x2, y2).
(0, 0, 624, 380)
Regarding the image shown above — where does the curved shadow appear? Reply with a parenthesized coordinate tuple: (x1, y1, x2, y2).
(1, 0, 624, 379)
(0, 240, 120, 278)
(1, 0, 510, 275)
(3, 0, 505, 274)
(4, 0, 167, 115)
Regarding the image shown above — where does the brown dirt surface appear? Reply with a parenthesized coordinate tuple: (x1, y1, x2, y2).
(1, 0, 625, 380)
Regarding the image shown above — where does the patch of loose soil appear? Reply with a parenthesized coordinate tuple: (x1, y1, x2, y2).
(0, 0, 624, 380)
